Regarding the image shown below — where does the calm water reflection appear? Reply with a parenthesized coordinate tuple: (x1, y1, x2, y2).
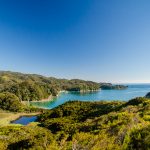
(12, 116, 37, 125)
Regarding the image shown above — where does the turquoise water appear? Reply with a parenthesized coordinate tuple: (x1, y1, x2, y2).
(31, 84, 150, 109)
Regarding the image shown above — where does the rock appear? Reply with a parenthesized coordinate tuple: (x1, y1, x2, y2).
(145, 92, 150, 98)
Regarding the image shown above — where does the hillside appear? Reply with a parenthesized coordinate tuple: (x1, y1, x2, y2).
(37, 97, 150, 149)
(146, 92, 150, 98)
(0, 97, 150, 149)
(0, 71, 126, 102)
(0, 71, 100, 102)
(100, 83, 128, 90)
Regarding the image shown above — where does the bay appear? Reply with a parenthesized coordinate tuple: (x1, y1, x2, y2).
(31, 84, 150, 109)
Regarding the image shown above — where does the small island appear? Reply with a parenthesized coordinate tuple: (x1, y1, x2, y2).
(100, 83, 128, 90)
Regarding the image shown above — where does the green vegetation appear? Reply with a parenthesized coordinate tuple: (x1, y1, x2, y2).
(0, 92, 25, 112)
(37, 97, 150, 149)
(0, 71, 127, 103)
(127, 125, 150, 149)
(145, 92, 150, 98)
(2, 71, 147, 150)
(0, 92, 41, 112)
(0, 125, 56, 150)
(100, 83, 128, 90)
(0, 71, 100, 102)
(0, 97, 150, 149)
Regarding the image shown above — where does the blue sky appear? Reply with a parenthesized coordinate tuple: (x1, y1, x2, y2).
(0, 0, 150, 83)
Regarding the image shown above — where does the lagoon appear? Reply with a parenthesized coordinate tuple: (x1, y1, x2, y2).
(12, 116, 37, 125)
(31, 84, 150, 109)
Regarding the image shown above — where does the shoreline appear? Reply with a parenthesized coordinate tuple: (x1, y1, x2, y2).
(30, 95, 54, 103)
(0, 112, 41, 126)
(29, 90, 68, 103)
(22, 90, 100, 104)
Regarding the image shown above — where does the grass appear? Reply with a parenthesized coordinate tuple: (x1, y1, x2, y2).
(0, 111, 40, 126)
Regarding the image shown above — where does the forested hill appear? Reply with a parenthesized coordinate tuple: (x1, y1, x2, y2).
(0, 71, 100, 102)
(0, 71, 127, 102)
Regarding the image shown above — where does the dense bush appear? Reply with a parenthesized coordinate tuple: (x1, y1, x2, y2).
(100, 84, 127, 90)
(126, 125, 150, 149)
(145, 92, 150, 98)
(0, 92, 42, 112)
(0, 125, 56, 150)
(0, 97, 150, 149)
(37, 97, 150, 149)
(2, 81, 51, 101)
(0, 71, 100, 102)
(0, 71, 127, 102)
(0, 92, 25, 112)
(125, 97, 148, 106)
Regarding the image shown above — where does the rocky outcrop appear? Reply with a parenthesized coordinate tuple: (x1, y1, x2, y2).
(145, 92, 150, 98)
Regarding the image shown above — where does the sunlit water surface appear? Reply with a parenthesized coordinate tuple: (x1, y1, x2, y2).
(31, 84, 150, 109)
(12, 116, 37, 125)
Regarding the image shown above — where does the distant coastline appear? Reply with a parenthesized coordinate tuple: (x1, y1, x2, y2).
(29, 90, 68, 103)
(29, 90, 100, 103)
